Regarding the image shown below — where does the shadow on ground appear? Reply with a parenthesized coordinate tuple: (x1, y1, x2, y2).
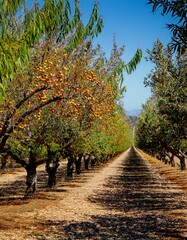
(0, 162, 100, 205)
(39, 214, 185, 240)
(36, 148, 187, 239)
(0, 164, 68, 205)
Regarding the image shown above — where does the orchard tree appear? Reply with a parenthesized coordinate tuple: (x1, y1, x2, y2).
(0, 0, 104, 191)
(0, 39, 134, 191)
(0, 0, 103, 86)
(0, 45, 112, 191)
(0, 1, 143, 192)
(7, 110, 78, 192)
(139, 40, 187, 169)
(135, 96, 185, 168)
(148, 0, 187, 53)
(80, 111, 133, 165)
(0, 0, 104, 154)
(135, 98, 162, 155)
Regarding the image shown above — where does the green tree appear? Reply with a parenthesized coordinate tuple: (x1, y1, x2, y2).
(135, 97, 162, 155)
(140, 40, 187, 169)
(0, 0, 103, 84)
(148, 0, 187, 53)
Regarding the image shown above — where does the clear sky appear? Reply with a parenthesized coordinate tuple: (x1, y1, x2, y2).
(27, 0, 174, 112)
(78, 0, 175, 112)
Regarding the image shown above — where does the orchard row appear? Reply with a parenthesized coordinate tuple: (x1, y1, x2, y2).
(135, 40, 187, 170)
(0, 0, 140, 194)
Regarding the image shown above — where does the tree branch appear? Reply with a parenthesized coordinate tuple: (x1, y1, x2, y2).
(6, 149, 27, 168)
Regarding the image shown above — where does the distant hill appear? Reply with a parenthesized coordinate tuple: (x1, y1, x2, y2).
(126, 115, 139, 128)
(126, 109, 140, 117)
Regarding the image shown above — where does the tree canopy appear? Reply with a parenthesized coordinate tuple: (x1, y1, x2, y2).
(136, 39, 187, 170)
(0, 0, 103, 84)
(148, 0, 187, 53)
(0, 0, 143, 192)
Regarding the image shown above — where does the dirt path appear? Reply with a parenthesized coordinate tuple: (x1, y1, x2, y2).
(0, 148, 187, 239)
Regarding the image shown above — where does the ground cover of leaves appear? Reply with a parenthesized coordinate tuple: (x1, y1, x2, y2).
(0, 148, 187, 240)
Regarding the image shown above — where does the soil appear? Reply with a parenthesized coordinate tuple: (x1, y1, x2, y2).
(0, 147, 187, 240)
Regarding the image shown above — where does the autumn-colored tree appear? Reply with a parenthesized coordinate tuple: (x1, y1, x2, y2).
(0, 0, 103, 87)
(0, 0, 142, 193)
(0, 0, 103, 149)
(0, 0, 104, 192)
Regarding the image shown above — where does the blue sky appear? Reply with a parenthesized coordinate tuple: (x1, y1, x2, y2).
(27, 0, 174, 112)
(78, 0, 175, 112)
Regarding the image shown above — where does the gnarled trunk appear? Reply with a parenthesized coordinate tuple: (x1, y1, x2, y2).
(179, 156, 186, 171)
(0, 153, 9, 170)
(67, 156, 75, 177)
(25, 151, 37, 196)
(46, 162, 60, 188)
(46, 148, 60, 188)
(5, 148, 43, 196)
(169, 153, 175, 167)
(75, 154, 83, 174)
(84, 154, 90, 170)
(90, 155, 96, 167)
(25, 163, 37, 196)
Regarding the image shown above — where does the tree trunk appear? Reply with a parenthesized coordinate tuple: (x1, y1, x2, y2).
(169, 153, 175, 167)
(0, 153, 9, 170)
(101, 154, 107, 163)
(75, 154, 82, 174)
(84, 154, 90, 170)
(46, 162, 60, 188)
(25, 151, 37, 196)
(46, 148, 60, 188)
(179, 156, 186, 171)
(67, 157, 74, 177)
(90, 155, 96, 167)
(25, 164, 37, 196)
(160, 152, 166, 163)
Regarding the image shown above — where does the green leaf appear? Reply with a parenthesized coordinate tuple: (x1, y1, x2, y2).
(125, 49, 142, 74)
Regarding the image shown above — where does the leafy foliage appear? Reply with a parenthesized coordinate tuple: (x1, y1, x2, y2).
(136, 40, 187, 169)
(0, 0, 103, 84)
(0, 0, 142, 191)
(148, 0, 187, 53)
